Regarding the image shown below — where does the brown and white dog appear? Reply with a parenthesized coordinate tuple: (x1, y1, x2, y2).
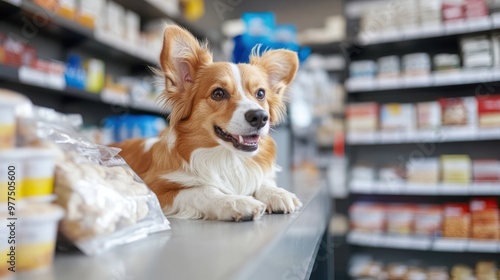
(113, 25, 302, 221)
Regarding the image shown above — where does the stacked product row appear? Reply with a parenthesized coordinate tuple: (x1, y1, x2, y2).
(347, 95, 500, 136)
(350, 198, 499, 240)
(0, 32, 163, 108)
(359, 0, 497, 38)
(31, 0, 172, 57)
(350, 256, 499, 280)
(352, 154, 500, 186)
(350, 35, 500, 80)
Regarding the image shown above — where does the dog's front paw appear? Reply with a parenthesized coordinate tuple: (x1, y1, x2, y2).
(216, 195, 266, 222)
(255, 187, 302, 214)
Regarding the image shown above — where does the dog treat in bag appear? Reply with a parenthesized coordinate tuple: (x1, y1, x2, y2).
(18, 107, 170, 255)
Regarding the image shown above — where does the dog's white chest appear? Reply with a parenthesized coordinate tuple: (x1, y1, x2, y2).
(164, 146, 265, 195)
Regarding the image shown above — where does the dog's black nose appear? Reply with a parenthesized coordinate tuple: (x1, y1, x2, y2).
(245, 109, 269, 129)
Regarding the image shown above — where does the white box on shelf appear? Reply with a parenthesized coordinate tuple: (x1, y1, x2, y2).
(18, 66, 46, 88)
(467, 240, 499, 252)
(433, 238, 468, 252)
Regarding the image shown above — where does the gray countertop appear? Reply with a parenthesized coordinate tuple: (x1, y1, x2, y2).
(50, 180, 330, 280)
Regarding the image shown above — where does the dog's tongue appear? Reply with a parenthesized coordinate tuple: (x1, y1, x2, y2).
(233, 134, 260, 145)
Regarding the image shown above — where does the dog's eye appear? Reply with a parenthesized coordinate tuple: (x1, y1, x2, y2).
(211, 88, 227, 101)
(256, 89, 265, 100)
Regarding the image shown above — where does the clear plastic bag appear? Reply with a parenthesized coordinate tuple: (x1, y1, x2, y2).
(18, 107, 170, 255)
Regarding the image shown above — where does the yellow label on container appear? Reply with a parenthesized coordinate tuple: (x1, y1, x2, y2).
(22, 178, 54, 197)
(0, 124, 15, 150)
(18, 242, 55, 272)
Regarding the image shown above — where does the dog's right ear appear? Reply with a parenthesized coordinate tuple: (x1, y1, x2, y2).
(160, 25, 212, 125)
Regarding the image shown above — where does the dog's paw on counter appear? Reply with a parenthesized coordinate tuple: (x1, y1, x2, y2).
(255, 188, 303, 214)
(214, 195, 267, 221)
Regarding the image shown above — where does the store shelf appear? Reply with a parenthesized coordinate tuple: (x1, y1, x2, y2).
(0, 0, 159, 66)
(0, 64, 164, 114)
(350, 181, 500, 196)
(347, 231, 500, 253)
(346, 68, 500, 93)
(357, 14, 500, 46)
(346, 127, 500, 145)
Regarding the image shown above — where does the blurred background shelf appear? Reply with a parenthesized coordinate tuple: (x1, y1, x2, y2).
(350, 181, 500, 195)
(347, 231, 500, 253)
(346, 128, 500, 145)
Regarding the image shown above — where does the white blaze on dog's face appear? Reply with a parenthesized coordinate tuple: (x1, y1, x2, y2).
(160, 26, 298, 155)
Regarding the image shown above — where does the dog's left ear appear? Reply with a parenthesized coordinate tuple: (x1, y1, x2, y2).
(251, 49, 298, 94)
(251, 49, 299, 124)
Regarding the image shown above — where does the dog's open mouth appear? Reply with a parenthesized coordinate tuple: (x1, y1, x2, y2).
(214, 126, 260, 152)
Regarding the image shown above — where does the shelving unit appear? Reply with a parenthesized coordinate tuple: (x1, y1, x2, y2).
(348, 231, 500, 253)
(341, 0, 500, 277)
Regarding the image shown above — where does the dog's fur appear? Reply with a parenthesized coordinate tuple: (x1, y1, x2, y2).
(113, 26, 301, 221)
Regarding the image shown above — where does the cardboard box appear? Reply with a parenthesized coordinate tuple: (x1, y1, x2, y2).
(407, 158, 440, 184)
(77, 0, 104, 29)
(439, 97, 477, 127)
(473, 160, 500, 182)
(443, 203, 471, 238)
(416, 101, 441, 130)
(470, 198, 499, 240)
(441, 155, 472, 184)
(477, 95, 500, 127)
(380, 103, 415, 132)
(346, 103, 379, 133)
(442, 0, 466, 22)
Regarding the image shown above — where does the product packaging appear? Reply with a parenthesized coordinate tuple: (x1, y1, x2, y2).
(414, 205, 443, 236)
(84, 58, 105, 93)
(433, 53, 461, 71)
(349, 202, 386, 233)
(58, 0, 76, 19)
(441, 155, 472, 184)
(439, 97, 478, 127)
(386, 204, 415, 235)
(349, 60, 377, 78)
(18, 107, 170, 255)
(442, 0, 466, 22)
(377, 56, 400, 78)
(346, 102, 379, 133)
(0, 89, 31, 149)
(477, 95, 500, 127)
(461, 35, 493, 68)
(443, 203, 471, 238)
(470, 198, 499, 239)
(416, 101, 441, 130)
(472, 159, 500, 182)
(77, 0, 104, 29)
(380, 103, 415, 132)
(407, 158, 440, 184)
(402, 53, 431, 76)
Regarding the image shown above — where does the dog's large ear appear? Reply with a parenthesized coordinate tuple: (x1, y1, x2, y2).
(160, 25, 212, 125)
(250, 49, 299, 124)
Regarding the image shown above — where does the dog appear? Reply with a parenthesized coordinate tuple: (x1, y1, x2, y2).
(113, 25, 302, 221)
